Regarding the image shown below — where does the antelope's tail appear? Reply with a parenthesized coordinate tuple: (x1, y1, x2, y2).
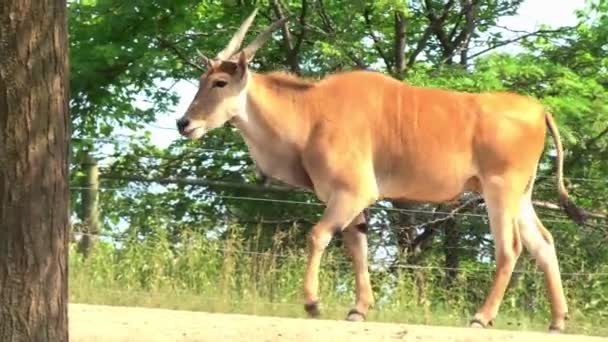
(545, 112, 587, 225)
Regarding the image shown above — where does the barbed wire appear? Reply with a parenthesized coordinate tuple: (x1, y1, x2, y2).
(68, 186, 608, 229)
(70, 228, 488, 252)
(66, 186, 488, 219)
(70, 231, 608, 277)
(69, 171, 608, 206)
(71, 136, 608, 184)
(73, 137, 231, 156)
(147, 124, 179, 131)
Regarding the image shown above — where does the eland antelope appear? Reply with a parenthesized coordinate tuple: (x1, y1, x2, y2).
(176, 9, 586, 333)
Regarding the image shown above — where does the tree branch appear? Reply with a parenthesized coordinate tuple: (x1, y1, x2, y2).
(300, 22, 368, 69)
(585, 125, 608, 150)
(270, 0, 294, 51)
(454, 0, 479, 65)
(407, 26, 433, 67)
(423, 0, 455, 22)
(395, 195, 485, 244)
(447, 10, 464, 42)
(394, 10, 407, 76)
(363, 7, 393, 70)
(468, 26, 576, 61)
(563, 122, 608, 172)
(269, 0, 300, 73)
(410, 221, 440, 254)
(533, 200, 607, 219)
(294, 0, 308, 53)
(423, 0, 455, 51)
(156, 37, 205, 72)
(316, 0, 335, 33)
(343, 50, 368, 69)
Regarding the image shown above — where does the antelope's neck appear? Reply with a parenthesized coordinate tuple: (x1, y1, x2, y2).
(230, 72, 313, 189)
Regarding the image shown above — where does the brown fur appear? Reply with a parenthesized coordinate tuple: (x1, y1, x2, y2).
(264, 71, 316, 90)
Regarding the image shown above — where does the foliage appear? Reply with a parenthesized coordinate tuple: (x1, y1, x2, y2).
(67, 0, 608, 335)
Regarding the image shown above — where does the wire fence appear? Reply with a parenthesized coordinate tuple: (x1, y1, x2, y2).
(71, 135, 608, 184)
(67, 167, 608, 298)
(68, 185, 608, 229)
(70, 232, 608, 279)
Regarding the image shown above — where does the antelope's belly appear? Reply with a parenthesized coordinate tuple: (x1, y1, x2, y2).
(250, 149, 313, 190)
(376, 168, 478, 203)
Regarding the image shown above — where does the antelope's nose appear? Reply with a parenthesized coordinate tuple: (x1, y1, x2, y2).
(176, 118, 190, 133)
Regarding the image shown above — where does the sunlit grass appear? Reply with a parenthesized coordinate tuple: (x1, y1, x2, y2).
(68, 228, 608, 338)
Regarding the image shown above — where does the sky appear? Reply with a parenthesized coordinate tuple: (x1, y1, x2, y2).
(124, 0, 588, 150)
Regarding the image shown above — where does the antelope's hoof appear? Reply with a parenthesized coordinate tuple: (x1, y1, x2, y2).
(346, 309, 366, 322)
(469, 318, 493, 329)
(548, 314, 568, 334)
(304, 302, 320, 318)
(548, 325, 564, 334)
(470, 321, 485, 329)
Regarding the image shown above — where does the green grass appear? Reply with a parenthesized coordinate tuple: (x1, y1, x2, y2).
(67, 228, 608, 338)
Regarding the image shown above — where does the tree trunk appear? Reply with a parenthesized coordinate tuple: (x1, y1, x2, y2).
(443, 218, 460, 288)
(0, 0, 70, 340)
(393, 10, 406, 77)
(270, 0, 301, 74)
(391, 202, 418, 262)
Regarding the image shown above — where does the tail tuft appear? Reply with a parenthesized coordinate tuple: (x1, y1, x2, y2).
(546, 111, 588, 226)
(559, 194, 587, 226)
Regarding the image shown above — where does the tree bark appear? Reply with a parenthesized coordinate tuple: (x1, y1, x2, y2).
(363, 7, 393, 71)
(0, 0, 70, 340)
(269, 0, 302, 74)
(443, 218, 460, 288)
(393, 10, 406, 77)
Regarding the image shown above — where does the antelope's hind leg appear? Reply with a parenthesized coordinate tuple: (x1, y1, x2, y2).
(470, 176, 523, 328)
(519, 198, 569, 333)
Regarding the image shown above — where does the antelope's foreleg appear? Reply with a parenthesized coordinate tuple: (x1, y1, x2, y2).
(303, 192, 371, 318)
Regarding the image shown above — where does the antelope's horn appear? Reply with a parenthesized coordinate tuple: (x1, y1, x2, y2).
(216, 8, 259, 60)
(240, 15, 292, 61)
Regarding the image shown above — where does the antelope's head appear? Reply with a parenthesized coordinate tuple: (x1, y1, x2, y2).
(176, 9, 289, 139)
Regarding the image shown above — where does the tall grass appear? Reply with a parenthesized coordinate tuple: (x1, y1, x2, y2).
(69, 225, 608, 337)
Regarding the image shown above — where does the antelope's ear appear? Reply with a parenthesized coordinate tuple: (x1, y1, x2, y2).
(237, 51, 249, 76)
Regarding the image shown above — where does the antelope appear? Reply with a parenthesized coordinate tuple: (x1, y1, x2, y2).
(176, 9, 587, 333)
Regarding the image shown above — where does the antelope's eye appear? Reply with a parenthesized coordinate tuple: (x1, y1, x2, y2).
(213, 80, 228, 88)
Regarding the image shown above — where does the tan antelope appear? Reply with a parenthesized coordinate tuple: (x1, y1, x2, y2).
(176, 9, 586, 333)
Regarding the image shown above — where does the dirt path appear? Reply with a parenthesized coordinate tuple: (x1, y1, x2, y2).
(69, 303, 607, 342)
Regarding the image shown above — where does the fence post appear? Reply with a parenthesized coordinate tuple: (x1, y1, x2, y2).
(77, 151, 100, 258)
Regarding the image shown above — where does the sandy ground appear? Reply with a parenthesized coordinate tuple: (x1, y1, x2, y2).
(69, 303, 608, 342)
